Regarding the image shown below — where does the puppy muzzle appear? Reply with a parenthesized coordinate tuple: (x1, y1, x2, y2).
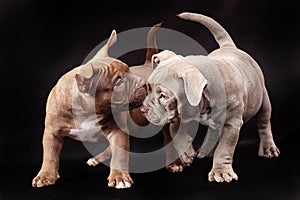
(128, 84, 147, 109)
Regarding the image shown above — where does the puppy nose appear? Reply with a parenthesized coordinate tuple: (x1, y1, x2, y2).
(140, 106, 149, 114)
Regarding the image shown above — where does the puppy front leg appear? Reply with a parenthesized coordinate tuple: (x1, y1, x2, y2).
(169, 122, 196, 166)
(162, 124, 185, 172)
(105, 130, 133, 189)
(32, 128, 64, 187)
(208, 120, 241, 183)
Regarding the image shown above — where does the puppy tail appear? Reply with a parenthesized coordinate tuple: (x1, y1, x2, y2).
(177, 12, 236, 48)
(145, 22, 162, 64)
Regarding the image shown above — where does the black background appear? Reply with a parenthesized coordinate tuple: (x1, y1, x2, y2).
(1, 0, 300, 199)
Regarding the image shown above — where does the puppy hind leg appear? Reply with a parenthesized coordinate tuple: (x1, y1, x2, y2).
(256, 89, 280, 158)
(32, 129, 64, 187)
(87, 146, 112, 167)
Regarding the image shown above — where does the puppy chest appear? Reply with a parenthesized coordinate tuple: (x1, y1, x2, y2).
(68, 115, 105, 142)
(198, 113, 216, 129)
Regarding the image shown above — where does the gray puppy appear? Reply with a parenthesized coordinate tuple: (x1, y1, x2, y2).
(141, 12, 280, 182)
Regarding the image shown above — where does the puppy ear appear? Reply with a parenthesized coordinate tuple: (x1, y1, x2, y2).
(75, 63, 96, 93)
(151, 50, 176, 70)
(178, 69, 207, 106)
(151, 54, 160, 70)
(88, 30, 117, 62)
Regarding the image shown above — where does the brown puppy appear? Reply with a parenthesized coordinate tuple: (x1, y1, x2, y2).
(86, 23, 161, 167)
(32, 24, 160, 189)
(141, 12, 280, 182)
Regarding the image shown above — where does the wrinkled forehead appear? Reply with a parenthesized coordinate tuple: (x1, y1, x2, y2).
(92, 58, 128, 72)
(148, 66, 175, 83)
(84, 58, 129, 88)
(148, 66, 182, 95)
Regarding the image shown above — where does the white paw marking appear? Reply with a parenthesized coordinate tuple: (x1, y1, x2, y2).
(115, 181, 131, 189)
(36, 180, 43, 188)
(124, 181, 131, 188)
(115, 182, 125, 189)
(86, 158, 99, 166)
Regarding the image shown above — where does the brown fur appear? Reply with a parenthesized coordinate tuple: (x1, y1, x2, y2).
(32, 24, 161, 189)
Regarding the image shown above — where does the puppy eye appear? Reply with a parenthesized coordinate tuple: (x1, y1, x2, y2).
(159, 93, 168, 99)
(115, 77, 124, 87)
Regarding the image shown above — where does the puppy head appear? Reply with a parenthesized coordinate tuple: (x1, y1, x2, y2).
(141, 50, 207, 126)
(141, 81, 179, 126)
(75, 30, 147, 113)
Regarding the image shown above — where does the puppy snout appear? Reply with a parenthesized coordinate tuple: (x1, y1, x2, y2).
(140, 106, 149, 114)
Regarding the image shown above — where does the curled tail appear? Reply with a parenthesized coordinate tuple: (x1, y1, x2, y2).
(145, 22, 162, 64)
(177, 12, 236, 48)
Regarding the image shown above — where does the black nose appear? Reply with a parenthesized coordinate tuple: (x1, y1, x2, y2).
(140, 106, 149, 114)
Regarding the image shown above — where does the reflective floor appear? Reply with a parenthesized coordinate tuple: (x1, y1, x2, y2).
(1, 130, 299, 200)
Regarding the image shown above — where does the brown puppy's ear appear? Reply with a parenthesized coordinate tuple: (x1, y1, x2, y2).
(88, 30, 117, 63)
(145, 22, 162, 64)
(178, 69, 207, 106)
(75, 63, 96, 93)
(151, 50, 176, 70)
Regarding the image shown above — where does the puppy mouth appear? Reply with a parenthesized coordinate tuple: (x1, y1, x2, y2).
(128, 84, 147, 109)
(142, 108, 165, 126)
(110, 101, 142, 111)
(110, 100, 143, 111)
(129, 100, 143, 109)
(140, 106, 149, 116)
(110, 84, 147, 111)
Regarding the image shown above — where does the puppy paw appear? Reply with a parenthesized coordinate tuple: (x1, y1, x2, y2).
(166, 159, 185, 173)
(208, 167, 238, 183)
(107, 172, 133, 189)
(258, 139, 280, 158)
(179, 146, 196, 166)
(87, 157, 100, 167)
(32, 171, 60, 187)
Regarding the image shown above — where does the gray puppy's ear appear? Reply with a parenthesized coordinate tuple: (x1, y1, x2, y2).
(178, 69, 207, 106)
(151, 54, 160, 70)
(151, 50, 176, 70)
